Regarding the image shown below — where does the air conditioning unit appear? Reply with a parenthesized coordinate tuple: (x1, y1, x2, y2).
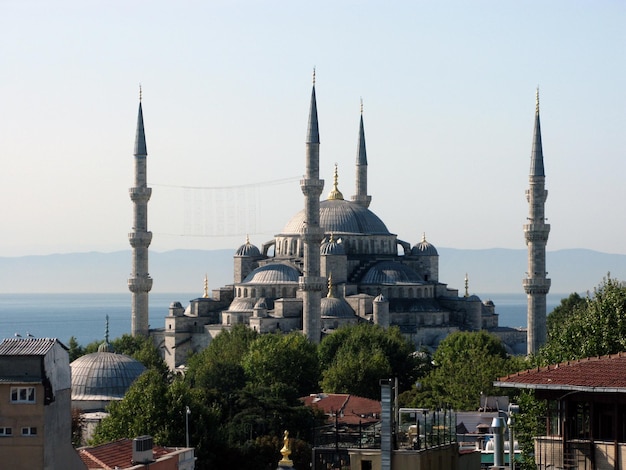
(132, 435, 154, 464)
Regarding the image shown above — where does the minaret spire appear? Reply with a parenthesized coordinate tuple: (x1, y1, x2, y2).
(300, 72, 325, 343)
(523, 88, 551, 355)
(128, 89, 153, 337)
(351, 99, 372, 208)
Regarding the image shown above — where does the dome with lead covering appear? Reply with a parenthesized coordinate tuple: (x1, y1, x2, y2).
(321, 296, 356, 318)
(236, 239, 261, 257)
(71, 352, 146, 409)
(361, 261, 422, 285)
(411, 234, 438, 256)
(282, 199, 390, 235)
(320, 235, 346, 255)
(242, 263, 301, 284)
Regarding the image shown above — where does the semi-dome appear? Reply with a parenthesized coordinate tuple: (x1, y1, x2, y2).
(282, 199, 390, 235)
(361, 261, 423, 285)
(411, 234, 438, 256)
(321, 296, 356, 318)
(242, 263, 300, 284)
(71, 352, 146, 404)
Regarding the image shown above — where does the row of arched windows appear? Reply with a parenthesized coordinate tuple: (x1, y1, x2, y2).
(236, 286, 298, 299)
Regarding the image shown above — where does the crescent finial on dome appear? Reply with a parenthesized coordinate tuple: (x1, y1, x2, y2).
(327, 273, 334, 298)
(327, 163, 344, 200)
(203, 273, 209, 298)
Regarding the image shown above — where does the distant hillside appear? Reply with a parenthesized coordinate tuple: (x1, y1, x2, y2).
(0, 248, 625, 295)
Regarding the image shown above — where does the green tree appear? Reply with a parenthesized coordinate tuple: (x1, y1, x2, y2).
(538, 276, 626, 365)
(413, 331, 523, 410)
(242, 331, 319, 398)
(186, 324, 258, 393)
(546, 292, 585, 339)
(67, 336, 84, 362)
(318, 323, 423, 399)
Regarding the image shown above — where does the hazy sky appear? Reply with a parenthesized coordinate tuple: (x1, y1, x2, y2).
(1, 1, 624, 257)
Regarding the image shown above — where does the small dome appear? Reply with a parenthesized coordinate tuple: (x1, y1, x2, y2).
(227, 298, 258, 311)
(411, 234, 438, 256)
(321, 296, 356, 318)
(71, 352, 146, 402)
(242, 263, 300, 284)
(361, 261, 422, 285)
(169, 301, 183, 309)
(236, 239, 261, 257)
(467, 294, 481, 302)
(320, 236, 345, 255)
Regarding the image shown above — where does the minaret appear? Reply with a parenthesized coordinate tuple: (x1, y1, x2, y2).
(299, 71, 325, 343)
(128, 89, 153, 337)
(523, 89, 551, 355)
(351, 99, 372, 208)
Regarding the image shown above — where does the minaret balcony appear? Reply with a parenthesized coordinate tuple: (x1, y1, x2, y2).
(523, 277, 551, 294)
(300, 179, 325, 197)
(128, 276, 153, 293)
(299, 276, 326, 291)
(523, 224, 550, 242)
(128, 231, 153, 247)
(129, 187, 152, 202)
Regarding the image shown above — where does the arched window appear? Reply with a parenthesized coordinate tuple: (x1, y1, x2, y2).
(244, 288, 248, 297)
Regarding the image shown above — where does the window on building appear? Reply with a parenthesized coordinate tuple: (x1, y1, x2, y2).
(0, 428, 12, 436)
(21, 427, 37, 436)
(11, 387, 35, 403)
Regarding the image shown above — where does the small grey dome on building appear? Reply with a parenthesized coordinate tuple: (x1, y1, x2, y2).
(466, 294, 481, 302)
(411, 234, 438, 256)
(361, 261, 423, 285)
(236, 237, 261, 257)
(227, 298, 259, 311)
(321, 296, 355, 318)
(242, 263, 300, 284)
(320, 235, 346, 255)
(170, 301, 183, 309)
(71, 352, 146, 411)
(283, 199, 390, 235)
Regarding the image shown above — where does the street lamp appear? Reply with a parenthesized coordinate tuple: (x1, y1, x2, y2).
(185, 406, 191, 448)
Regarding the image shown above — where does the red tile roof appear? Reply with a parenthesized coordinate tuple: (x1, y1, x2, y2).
(495, 352, 626, 392)
(78, 438, 176, 469)
(301, 393, 381, 426)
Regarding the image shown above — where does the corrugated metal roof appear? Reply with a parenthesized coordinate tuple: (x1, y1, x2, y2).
(0, 338, 64, 356)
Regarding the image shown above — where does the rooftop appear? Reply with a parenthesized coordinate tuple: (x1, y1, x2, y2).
(495, 352, 626, 392)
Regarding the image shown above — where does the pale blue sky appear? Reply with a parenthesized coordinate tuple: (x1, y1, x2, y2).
(0, 1, 624, 257)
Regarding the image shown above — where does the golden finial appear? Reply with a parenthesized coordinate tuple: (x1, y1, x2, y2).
(360, 97, 364, 114)
(421, 232, 427, 243)
(278, 430, 293, 467)
(327, 163, 344, 200)
(203, 274, 209, 298)
(535, 86, 540, 114)
(329, 233, 334, 243)
(246, 234, 250, 245)
(327, 273, 334, 298)
(139, 83, 142, 102)
(312, 67, 316, 86)
(464, 273, 469, 297)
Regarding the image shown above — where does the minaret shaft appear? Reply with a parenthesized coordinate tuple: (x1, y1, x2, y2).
(523, 93, 550, 354)
(128, 101, 153, 337)
(300, 83, 325, 343)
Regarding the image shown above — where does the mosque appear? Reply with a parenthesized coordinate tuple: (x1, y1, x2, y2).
(130, 78, 531, 371)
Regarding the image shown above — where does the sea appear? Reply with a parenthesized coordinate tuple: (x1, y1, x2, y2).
(0, 292, 565, 347)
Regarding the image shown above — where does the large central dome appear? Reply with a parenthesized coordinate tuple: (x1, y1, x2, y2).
(282, 199, 390, 235)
